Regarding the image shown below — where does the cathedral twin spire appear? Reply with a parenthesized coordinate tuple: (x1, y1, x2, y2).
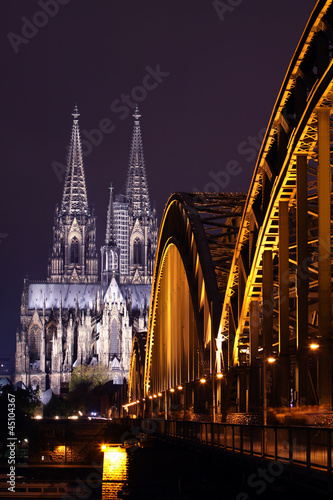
(61, 105, 89, 216)
(48, 106, 98, 283)
(126, 106, 152, 218)
(48, 104, 156, 286)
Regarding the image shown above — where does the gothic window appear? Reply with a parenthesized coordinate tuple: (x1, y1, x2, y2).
(28, 324, 42, 362)
(133, 238, 142, 266)
(70, 237, 79, 264)
(110, 318, 119, 355)
(85, 235, 90, 261)
(46, 324, 56, 360)
(60, 238, 65, 261)
(147, 239, 151, 273)
(111, 250, 118, 270)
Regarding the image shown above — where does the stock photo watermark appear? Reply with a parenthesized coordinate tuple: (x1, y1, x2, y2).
(7, 393, 16, 494)
(0, 234, 8, 245)
(192, 127, 265, 193)
(52, 64, 170, 183)
(120, 417, 158, 453)
(7, 0, 72, 55)
(212, 0, 245, 23)
(235, 439, 305, 499)
(62, 460, 102, 500)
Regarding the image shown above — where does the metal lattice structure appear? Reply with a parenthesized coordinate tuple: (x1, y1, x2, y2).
(128, 192, 245, 412)
(128, 0, 333, 419)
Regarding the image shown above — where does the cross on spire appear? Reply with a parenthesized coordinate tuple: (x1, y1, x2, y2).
(133, 105, 141, 121)
(72, 104, 80, 120)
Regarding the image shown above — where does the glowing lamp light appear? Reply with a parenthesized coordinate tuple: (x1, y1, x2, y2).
(200, 378, 206, 384)
(55, 416, 59, 420)
(101, 445, 107, 451)
(217, 373, 223, 379)
(267, 357, 276, 363)
(149, 395, 153, 399)
(177, 385, 183, 390)
(136, 400, 140, 403)
(153, 394, 157, 398)
(310, 343, 319, 350)
(158, 392, 162, 397)
(169, 388, 175, 393)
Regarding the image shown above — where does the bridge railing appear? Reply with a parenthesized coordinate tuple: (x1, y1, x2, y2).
(126, 419, 332, 474)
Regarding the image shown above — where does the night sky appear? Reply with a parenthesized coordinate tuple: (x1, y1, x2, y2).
(0, 0, 316, 360)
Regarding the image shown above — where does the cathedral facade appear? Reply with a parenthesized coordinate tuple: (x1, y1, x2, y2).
(15, 106, 158, 395)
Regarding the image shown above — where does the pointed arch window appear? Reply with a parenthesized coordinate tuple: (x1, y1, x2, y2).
(71, 237, 79, 264)
(60, 238, 65, 261)
(111, 318, 119, 355)
(147, 239, 152, 273)
(46, 325, 56, 360)
(133, 238, 142, 266)
(28, 324, 42, 362)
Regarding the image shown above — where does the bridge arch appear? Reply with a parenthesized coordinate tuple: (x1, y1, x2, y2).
(217, 0, 333, 414)
(129, 0, 333, 420)
(139, 193, 245, 416)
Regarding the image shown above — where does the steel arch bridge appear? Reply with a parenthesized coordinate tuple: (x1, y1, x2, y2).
(128, 0, 333, 420)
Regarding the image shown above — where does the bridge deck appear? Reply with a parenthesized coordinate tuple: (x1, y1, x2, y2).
(121, 418, 333, 475)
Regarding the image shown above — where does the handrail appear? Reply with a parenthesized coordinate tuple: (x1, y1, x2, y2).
(119, 418, 333, 474)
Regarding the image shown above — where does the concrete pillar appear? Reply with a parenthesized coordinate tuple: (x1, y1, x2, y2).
(279, 201, 290, 407)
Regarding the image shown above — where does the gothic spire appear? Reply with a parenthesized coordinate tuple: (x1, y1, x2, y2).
(105, 184, 116, 246)
(126, 106, 151, 217)
(61, 105, 89, 215)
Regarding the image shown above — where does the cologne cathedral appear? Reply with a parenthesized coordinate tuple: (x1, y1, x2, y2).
(15, 106, 158, 395)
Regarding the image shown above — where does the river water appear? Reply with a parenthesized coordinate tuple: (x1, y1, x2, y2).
(100, 440, 329, 500)
(3, 440, 329, 499)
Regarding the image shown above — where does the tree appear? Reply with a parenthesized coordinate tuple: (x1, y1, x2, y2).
(43, 393, 71, 417)
(69, 364, 110, 392)
(68, 364, 110, 414)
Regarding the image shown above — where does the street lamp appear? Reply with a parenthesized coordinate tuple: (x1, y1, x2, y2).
(310, 343, 319, 350)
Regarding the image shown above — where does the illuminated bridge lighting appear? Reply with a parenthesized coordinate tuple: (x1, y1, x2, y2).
(127, 0, 333, 422)
(102, 446, 128, 500)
